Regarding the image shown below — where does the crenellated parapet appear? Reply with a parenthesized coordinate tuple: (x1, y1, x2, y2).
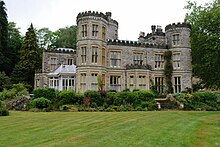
(77, 11, 118, 25)
(44, 48, 76, 53)
(165, 22, 191, 48)
(77, 11, 108, 20)
(107, 39, 166, 48)
(165, 22, 191, 31)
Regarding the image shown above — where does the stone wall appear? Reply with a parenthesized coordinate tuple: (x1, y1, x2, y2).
(42, 50, 76, 73)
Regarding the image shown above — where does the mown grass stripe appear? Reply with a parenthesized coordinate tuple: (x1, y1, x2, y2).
(0, 111, 219, 147)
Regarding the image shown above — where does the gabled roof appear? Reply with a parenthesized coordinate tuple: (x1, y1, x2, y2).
(48, 64, 76, 76)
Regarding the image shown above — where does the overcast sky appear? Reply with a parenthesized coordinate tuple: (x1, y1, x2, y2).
(5, 0, 208, 41)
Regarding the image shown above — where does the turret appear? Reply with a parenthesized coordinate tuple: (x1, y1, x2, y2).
(165, 22, 191, 49)
(165, 22, 192, 91)
(106, 12, 118, 40)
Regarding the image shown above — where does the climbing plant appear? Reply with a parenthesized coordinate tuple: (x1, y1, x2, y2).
(164, 50, 173, 94)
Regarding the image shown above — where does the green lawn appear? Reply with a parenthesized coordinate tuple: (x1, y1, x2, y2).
(0, 111, 219, 147)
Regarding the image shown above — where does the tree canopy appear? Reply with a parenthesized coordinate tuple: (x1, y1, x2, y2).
(185, 0, 220, 88)
(0, 0, 9, 74)
(37, 25, 77, 49)
(8, 22, 22, 74)
(18, 24, 41, 88)
(52, 25, 77, 49)
(37, 27, 54, 49)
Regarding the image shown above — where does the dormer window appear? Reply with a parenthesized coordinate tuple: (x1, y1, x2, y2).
(172, 34, 180, 46)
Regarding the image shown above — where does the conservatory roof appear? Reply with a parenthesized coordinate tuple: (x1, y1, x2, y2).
(48, 64, 76, 76)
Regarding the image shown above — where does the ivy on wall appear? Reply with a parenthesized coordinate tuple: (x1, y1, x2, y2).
(164, 50, 173, 94)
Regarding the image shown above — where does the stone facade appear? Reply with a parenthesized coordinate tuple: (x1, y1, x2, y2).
(35, 11, 192, 94)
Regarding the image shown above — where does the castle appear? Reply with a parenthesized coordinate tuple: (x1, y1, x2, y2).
(35, 11, 192, 94)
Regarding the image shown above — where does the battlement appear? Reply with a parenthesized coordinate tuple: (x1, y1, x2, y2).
(107, 39, 166, 48)
(77, 11, 118, 25)
(165, 22, 191, 31)
(44, 48, 76, 53)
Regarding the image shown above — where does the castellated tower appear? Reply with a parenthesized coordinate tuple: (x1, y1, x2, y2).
(76, 11, 118, 92)
(165, 22, 192, 90)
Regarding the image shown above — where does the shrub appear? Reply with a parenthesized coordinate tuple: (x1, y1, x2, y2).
(123, 88, 130, 92)
(173, 92, 220, 111)
(106, 92, 116, 106)
(0, 100, 9, 116)
(12, 83, 28, 96)
(113, 91, 134, 106)
(84, 90, 103, 106)
(59, 105, 78, 112)
(105, 107, 116, 112)
(97, 106, 105, 112)
(0, 100, 4, 108)
(77, 93, 84, 105)
(0, 109, 9, 116)
(0, 83, 28, 101)
(30, 97, 51, 109)
(135, 106, 143, 111)
(58, 90, 77, 105)
(192, 92, 220, 110)
(111, 106, 120, 111)
(33, 88, 57, 101)
(146, 100, 158, 111)
(141, 101, 148, 108)
(0, 89, 15, 100)
(113, 92, 124, 106)
(132, 90, 156, 107)
(119, 104, 134, 111)
(133, 89, 140, 92)
(29, 108, 41, 112)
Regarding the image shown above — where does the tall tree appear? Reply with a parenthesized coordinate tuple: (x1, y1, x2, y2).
(185, 0, 220, 88)
(0, 0, 9, 74)
(18, 24, 41, 88)
(8, 22, 22, 74)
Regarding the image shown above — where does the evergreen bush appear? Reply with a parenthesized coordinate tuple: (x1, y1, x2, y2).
(106, 91, 116, 106)
(84, 90, 103, 106)
(33, 88, 57, 101)
(58, 90, 77, 105)
(0, 108, 9, 116)
(30, 97, 51, 109)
